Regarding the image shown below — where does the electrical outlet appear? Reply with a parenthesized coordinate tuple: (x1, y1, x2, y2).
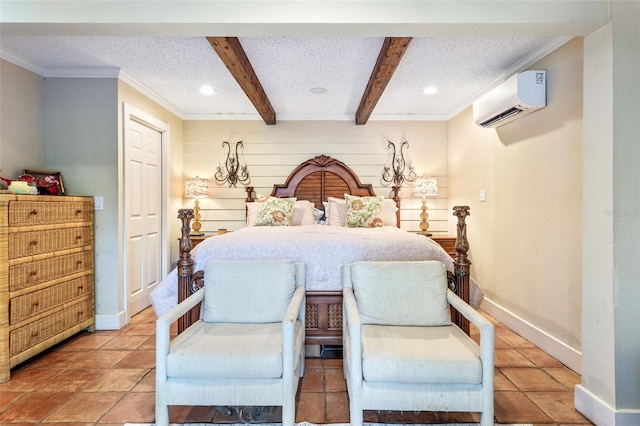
(480, 189, 487, 202)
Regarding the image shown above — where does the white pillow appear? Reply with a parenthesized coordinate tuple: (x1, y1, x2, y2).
(382, 199, 398, 227)
(314, 208, 325, 224)
(246, 201, 260, 226)
(246, 198, 315, 226)
(292, 200, 316, 225)
(327, 196, 397, 227)
(327, 197, 347, 226)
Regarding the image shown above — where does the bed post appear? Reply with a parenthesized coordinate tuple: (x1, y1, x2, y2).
(177, 208, 194, 334)
(391, 185, 401, 228)
(452, 206, 471, 335)
(245, 186, 255, 203)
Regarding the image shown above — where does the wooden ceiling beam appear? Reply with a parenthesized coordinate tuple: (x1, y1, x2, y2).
(355, 37, 412, 125)
(207, 36, 276, 125)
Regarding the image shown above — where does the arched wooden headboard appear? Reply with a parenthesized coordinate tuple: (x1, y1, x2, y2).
(246, 154, 401, 225)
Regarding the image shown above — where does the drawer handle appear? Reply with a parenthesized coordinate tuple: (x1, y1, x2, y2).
(30, 271, 37, 276)
(30, 209, 38, 216)
(78, 311, 84, 316)
(76, 235, 82, 241)
(75, 209, 82, 215)
(30, 240, 38, 246)
(78, 285, 84, 290)
(31, 331, 39, 338)
(76, 260, 83, 265)
(33, 301, 40, 307)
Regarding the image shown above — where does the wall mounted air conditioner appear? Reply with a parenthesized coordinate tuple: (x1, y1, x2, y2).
(473, 70, 546, 128)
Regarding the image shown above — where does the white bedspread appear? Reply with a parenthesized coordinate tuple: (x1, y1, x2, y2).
(150, 225, 455, 317)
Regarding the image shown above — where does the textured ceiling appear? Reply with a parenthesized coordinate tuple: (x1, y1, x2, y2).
(0, 0, 608, 123)
(0, 34, 559, 121)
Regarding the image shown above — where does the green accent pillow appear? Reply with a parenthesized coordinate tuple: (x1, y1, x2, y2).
(255, 197, 296, 226)
(345, 194, 384, 228)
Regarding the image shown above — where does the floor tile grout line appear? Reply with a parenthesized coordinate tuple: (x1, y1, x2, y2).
(0, 307, 591, 425)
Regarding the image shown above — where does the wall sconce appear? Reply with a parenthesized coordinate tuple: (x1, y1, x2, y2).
(214, 140, 250, 187)
(382, 140, 416, 203)
(412, 175, 438, 236)
(184, 176, 209, 236)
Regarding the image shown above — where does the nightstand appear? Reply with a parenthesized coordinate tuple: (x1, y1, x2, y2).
(178, 235, 210, 248)
(190, 235, 209, 247)
(429, 235, 456, 257)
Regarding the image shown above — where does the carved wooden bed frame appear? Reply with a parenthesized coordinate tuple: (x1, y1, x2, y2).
(176, 155, 472, 343)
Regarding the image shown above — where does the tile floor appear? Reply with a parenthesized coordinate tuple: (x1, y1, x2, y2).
(0, 307, 593, 425)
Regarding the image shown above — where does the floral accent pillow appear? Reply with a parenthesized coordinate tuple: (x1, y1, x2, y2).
(345, 194, 385, 228)
(255, 197, 296, 226)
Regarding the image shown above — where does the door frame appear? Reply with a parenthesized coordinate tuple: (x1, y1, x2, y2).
(122, 102, 170, 324)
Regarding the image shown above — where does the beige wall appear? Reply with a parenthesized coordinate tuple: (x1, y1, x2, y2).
(34, 76, 183, 328)
(448, 38, 584, 371)
(578, 0, 640, 418)
(118, 81, 185, 268)
(43, 77, 121, 321)
(0, 59, 44, 178)
(182, 120, 449, 234)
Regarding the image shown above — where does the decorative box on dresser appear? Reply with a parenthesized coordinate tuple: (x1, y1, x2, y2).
(0, 193, 95, 382)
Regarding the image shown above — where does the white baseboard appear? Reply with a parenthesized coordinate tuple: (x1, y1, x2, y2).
(575, 385, 640, 425)
(95, 311, 128, 330)
(480, 297, 582, 373)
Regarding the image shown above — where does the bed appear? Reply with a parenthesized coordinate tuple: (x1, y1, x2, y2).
(150, 155, 473, 343)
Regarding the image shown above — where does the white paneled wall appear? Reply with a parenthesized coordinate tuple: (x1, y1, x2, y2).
(182, 120, 450, 234)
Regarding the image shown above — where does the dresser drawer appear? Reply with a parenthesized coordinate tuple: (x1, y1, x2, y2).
(9, 275, 94, 325)
(9, 250, 94, 292)
(8, 226, 93, 260)
(9, 298, 93, 357)
(8, 200, 93, 227)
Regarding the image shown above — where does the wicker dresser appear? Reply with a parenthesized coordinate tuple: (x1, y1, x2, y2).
(0, 193, 95, 382)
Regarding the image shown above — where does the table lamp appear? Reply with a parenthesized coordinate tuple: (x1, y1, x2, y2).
(412, 175, 438, 236)
(184, 176, 209, 236)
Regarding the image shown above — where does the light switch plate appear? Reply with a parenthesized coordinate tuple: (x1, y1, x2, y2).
(94, 196, 104, 210)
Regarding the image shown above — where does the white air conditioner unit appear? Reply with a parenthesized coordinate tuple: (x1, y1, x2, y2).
(473, 70, 546, 128)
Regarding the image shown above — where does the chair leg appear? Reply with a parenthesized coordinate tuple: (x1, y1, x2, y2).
(349, 403, 363, 426)
(479, 410, 494, 426)
(155, 401, 169, 426)
(282, 398, 295, 426)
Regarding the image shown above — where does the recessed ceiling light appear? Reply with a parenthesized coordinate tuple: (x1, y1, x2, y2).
(422, 86, 438, 95)
(199, 85, 216, 95)
(310, 87, 328, 95)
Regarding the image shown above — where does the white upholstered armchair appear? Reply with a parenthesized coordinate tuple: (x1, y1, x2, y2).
(156, 259, 306, 426)
(342, 261, 494, 426)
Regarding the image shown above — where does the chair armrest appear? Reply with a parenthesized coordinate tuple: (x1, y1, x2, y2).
(343, 287, 362, 331)
(447, 289, 495, 377)
(282, 286, 306, 342)
(282, 286, 306, 377)
(156, 289, 205, 354)
(447, 289, 492, 331)
(283, 285, 306, 325)
(343, 287, 363, 384)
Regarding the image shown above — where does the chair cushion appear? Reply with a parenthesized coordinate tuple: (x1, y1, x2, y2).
(361, 324, 483, 384)
(350, 261, 451, 326)
(203, 259, 296, 323)
(166, 320, 304, 379)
